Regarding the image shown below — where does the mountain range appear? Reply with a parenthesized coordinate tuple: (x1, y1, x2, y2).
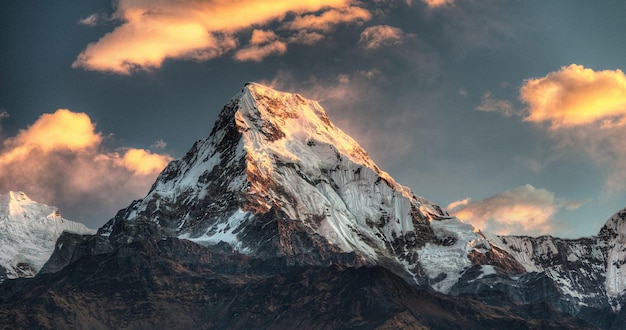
(1, 83, 625, 329)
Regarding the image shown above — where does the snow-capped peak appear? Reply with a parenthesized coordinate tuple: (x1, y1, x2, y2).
(99, 82, 512, 291)
(0, 191, 95, 280)
(1, 191, 58, 220)
(238, 82, 418, 203)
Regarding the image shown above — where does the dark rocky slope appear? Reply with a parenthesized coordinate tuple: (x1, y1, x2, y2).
(0, 236, 594, 330)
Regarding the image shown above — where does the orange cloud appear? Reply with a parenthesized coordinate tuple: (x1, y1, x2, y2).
(448, 184, 579, 236)
(283, 6, 371, 32)
(359, 25, 410, 49)
(115, 148, 173, 176)
(521, 64, 626, 128)
(234, 29, 287, 62)
(9, 109, 101, 151)
(1, 109, 102, 164)
(423, 0, 455, 8)
(250, 30, 278, 45)
(234, 41, 288, 62)
(0, 109, 172, 227)
(519, 64, 626, 193)
(73, 0, 353, 73)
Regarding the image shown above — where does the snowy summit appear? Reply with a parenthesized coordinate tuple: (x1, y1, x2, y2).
(99, 82, 511, 289)
(0, 191, 95, 281)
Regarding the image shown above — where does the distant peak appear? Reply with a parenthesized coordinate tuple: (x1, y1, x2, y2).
(598, 207, 626, 242)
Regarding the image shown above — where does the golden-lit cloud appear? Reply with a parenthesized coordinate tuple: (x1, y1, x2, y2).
(249, 30, 279, 45)
(448, 184, 580, 236)
(519, 64, 626, 193)
(234, 29, 287, 62)
(0, 109, 172, 226)
(73, 0, 361, 73)
(115, 148, 173, 176)
(282, 6, 371, 32)
(8, 109, 101, 151)
(234, 42, 288, 62)
(358, 25, 411, 49)
(521, 64, 626, 128)
(423, 0, 455, 8)
(1, 109, 102, 164)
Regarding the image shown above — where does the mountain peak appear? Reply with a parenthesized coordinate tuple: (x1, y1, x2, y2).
(0, 191, 95, 280)
(235, 82, 414, 199)
(599, 208, 626, 243)
(99, 83, 508, 291)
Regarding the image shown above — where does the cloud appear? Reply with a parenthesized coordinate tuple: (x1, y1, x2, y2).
(78, 13, 109, 26)
(519, 64, 626, 193)
(0, 109, 172, 227)
(448, 184, 580, 236)
(151, 139, 167, 149)
(422, 0, 455, 8)
(446, 197, 470, 211)
(234, 41, 288, 62)
(249, 30, 279, 45)
(234, 30, 288, 62)
(521, 64, 626, 128)
(114, 148, 173, 176)
(73, 0, 364, 73)
(358, 25, 412, 49)
(0, 110, 9, 132)
(282, 6, 371, 32)
(288, 31, 325, 45)
(476, 91, 517, 117)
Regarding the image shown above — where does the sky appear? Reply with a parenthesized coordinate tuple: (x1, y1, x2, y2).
(1, 0, 626, 238)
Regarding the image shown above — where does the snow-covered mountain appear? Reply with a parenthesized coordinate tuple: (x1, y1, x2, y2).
(0, 191, 95, 281)
(98, 82, 522, 289)
(445, 208, 626, 328)
(26, 82, 626, 328)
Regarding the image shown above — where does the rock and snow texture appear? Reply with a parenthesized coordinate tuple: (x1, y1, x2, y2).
(480, 208, 626, 313)
(601, 209, 626, 303)
(0, 191, 95, 281)
(99, 82, 516, 289)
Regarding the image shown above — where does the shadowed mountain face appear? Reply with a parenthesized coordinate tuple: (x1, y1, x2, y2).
(0, 237, 594, 330)
(1, 83, 625, 328)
